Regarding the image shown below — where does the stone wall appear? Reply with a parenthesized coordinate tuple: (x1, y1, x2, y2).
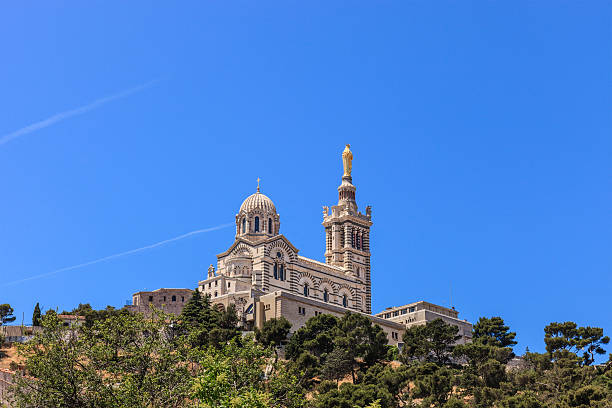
(127, 288, 193, 317)
(0, 369, 15, 407)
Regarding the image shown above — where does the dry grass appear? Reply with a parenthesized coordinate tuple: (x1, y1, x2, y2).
(0, 344, 23, 370)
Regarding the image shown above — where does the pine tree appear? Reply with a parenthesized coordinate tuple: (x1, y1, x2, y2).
(32, 302, 41, 326)
(0, 304, 16, 326)
(178, 289, 221, 347)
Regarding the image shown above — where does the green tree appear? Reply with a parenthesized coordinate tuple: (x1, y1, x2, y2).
(454, 317, 517, 407)
(333, 312, 389, 381)
(192, 337, 305, 408)
(286, 313, 339, 364)
(544, 321, 609, 366)
(311, 380, 394, 408)
(402, 319, 461, 365)
(473, 316, 517, 348)
(11, 309, 194, 408)
(83, 305, 129, 328)
(209, 304, 241, 348)
(0, 304, 16, 325)
(32, 303, 41, 327)
(178, 289, 220, 347)
(255, 317, 291, 348)
(406, 363, 457, 408)
(321, 347, 353, 383)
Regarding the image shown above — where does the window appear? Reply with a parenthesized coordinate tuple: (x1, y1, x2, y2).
(298, 307, 306, 315)
(303, 284, 309, 297)
(163, 296, 166, 302)
(228, 282, 231, 288)
(208, 282, 211, 288)
(254, 216, 260, 232)
(215, 280, 218, 286)
(181, 296, 184, 302)
(342, 295, 347, 307)
(242, 218, 246, 233)
(401, 309, 407, 315)
(265, 304, 271, 311)
(409, 307, 415, 313)
(280, 264, 285, 281)
(273, 263, 278, 279)
(172, 295, 176, 302)
(214, 291, 217, 297)
(385, 313, 391, 319)
(393, 311, 399, 317)
(148, 296, 153, 302)
(323, 289, 329, 302)
(268, 218, 272, 234)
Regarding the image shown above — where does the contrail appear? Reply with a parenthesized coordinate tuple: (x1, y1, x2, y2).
(2, 222, 234, 286)
(0, 79, 159, 147)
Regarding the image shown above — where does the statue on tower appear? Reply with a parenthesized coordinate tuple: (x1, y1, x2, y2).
(342, 144, 353, 177)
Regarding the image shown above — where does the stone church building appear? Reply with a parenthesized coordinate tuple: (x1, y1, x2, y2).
(129, 145, 472, 346)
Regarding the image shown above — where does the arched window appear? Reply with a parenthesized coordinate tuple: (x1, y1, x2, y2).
(273, 263, 278, 279)
(242, 218, 246, 233)
(280, 265, 285, 281)
(172, 295, 176, 302)
(254, 216, 260, 232)
(268, 218, 272, 234)
(323, 289, 329, 302)
(342, 295, 348, 307)
(214, 291, 218, 297)
(303, 283, 309, 297)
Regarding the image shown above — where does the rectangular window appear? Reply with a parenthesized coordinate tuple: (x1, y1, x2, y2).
(181, 297, 184, 302)
(393, 311, 399, 317)
(215, 280, 218, 286)
(265, 304, 270, 311)
(148, 296, 153, 302)
(228, 282, 231, 288)
(409, 307, 415, 313)
(401, 309, 407, 315)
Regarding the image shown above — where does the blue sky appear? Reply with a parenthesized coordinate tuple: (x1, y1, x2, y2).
(1, 2, 610, 357)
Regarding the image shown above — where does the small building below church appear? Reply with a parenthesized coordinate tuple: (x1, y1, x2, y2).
(375, 301, 473, 344)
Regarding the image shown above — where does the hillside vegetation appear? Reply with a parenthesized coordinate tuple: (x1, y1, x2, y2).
(2, 292, 610, 408)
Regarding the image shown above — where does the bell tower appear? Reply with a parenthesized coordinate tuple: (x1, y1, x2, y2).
(322, 144, 373, 313)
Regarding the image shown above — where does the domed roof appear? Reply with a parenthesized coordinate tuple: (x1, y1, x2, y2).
(239, 192, 277, 214)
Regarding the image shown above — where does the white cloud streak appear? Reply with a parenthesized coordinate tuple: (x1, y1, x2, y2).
(2, 222, 234, 286)
(0, 79, 159, 147)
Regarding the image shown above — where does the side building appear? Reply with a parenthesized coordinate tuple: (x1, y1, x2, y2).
(375, 301, 473, 344)
(126, 288, 193, 316)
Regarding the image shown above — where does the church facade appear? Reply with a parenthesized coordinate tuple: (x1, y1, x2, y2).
(198, 145, 405, 344)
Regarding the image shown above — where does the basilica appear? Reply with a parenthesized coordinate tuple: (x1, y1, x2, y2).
(129, 145, 473, 346)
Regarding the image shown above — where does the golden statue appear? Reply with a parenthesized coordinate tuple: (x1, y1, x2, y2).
(342, 144, 353, 177)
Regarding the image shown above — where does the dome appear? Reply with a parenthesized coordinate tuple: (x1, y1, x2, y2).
(239, 192, 277, 215)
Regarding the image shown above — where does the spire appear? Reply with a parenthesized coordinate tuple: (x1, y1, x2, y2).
(257, 177, 260, 193)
